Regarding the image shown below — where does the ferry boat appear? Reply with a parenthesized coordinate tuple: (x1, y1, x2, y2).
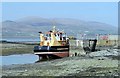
(34, 26, 69, 59)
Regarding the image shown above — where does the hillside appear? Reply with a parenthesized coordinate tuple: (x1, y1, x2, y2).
(2, 17, 118, 39)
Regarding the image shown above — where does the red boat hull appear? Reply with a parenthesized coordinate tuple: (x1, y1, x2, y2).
(34, 51, 69, 58)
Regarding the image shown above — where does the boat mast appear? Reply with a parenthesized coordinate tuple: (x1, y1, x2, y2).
(53, 26, 56, 32)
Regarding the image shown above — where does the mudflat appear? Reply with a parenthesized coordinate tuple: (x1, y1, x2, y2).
(2, 54, 119, 76)
(1, 42, 38, 56)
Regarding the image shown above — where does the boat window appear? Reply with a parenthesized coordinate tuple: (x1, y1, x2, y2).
(45, 37, 47, 40)
(58, 34, 59, 36)
(60, 33, 62, 40)
(54, 34, 56, 36)
(63, 37, 66, 40)
(62, 34, 66, 40)
(46, 34, 48, 37)
(55, 33, 60, 40)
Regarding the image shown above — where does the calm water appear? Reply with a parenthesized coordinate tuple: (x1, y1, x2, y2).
(2, 37, 39, 42)
(1, 54, 39, 65)
(1, 37, 40, 66)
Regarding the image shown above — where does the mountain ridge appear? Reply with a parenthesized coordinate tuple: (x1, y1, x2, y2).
(2, 17, 118, 38)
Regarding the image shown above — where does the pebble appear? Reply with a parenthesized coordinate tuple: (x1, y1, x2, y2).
(25, 69, 27, 72)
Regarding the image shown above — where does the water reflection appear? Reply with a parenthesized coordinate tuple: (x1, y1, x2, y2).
(1, 54, 38, 65)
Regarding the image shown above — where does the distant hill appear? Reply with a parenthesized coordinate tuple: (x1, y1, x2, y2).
(2, 17, 118, 38)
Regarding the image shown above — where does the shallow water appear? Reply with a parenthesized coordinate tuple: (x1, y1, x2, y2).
(1, 54, 39, 65)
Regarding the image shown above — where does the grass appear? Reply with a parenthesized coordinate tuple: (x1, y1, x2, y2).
(1, 43, 38, 56)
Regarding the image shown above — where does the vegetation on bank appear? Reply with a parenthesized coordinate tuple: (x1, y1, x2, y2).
(1, 42, 39, 56)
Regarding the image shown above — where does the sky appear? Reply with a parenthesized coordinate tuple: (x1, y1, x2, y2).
(2, 2, 118, 27)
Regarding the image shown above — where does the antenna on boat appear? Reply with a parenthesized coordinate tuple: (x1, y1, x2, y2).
(53, 26, 56, 32)
(52, 19, 56, 32)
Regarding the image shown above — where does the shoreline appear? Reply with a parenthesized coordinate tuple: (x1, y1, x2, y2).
(2, 55, 119, 76)
(1, 41, 38, 56)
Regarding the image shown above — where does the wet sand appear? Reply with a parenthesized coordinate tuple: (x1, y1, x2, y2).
(2, 53, 119, 76)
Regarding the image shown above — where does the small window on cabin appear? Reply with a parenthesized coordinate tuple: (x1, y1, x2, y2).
(45, 37, 47, 40)
(54, 34, 56, 36)
(46, 34, 48, 37)
(58, 34, 59, 36)
(60, 33, 62, 40)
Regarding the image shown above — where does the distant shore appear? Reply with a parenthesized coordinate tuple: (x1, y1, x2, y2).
(1, 41, 39, 56)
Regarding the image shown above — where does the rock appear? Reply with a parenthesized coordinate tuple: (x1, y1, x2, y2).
(25, 69, 27, 72)
(89, 49, 119, 57)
